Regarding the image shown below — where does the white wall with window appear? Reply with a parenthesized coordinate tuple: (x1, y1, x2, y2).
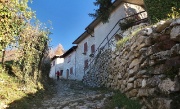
(72, 2, 146, 80)
(75, 32, 95, 80)
(49, 56, 64, 79)
(61, 46, 77, 80)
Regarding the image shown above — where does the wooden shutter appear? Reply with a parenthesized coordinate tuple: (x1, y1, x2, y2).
(84, 42, 88, 53)
(91, 44, 95, 54)
(70, 67, 73, 74)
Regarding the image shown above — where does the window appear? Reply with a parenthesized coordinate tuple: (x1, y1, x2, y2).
(84, 59, 88, 69)
(91, 44, 95, 54)
(84, 42, 88, 53)
(70, 67, 73, 75)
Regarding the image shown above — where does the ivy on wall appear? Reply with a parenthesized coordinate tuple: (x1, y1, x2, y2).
(144, 0, 180, 23)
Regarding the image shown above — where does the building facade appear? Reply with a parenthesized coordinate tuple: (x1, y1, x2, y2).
(60, 46, 77, 80)
(49, 55, 64, 79)
(50, 1, 147, 80)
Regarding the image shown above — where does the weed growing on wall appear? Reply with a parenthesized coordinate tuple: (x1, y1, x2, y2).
(116, 28, 142, 50)
(167, 7, 180, 19)
(116, 36, 130, 49)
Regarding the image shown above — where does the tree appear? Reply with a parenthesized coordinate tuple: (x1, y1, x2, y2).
(54, 44, 64, 55)
(143, 0, 180, 23)
(0, 0, 51, 85)
(89, 0, 113, 23)
(14, 21, 50, 83)
(0, 0, 34, 67)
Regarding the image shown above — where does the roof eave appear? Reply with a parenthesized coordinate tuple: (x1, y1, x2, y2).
(60, 46, 77, 58)
(72, 0, 145, 44)
(72, 31, 89, 44)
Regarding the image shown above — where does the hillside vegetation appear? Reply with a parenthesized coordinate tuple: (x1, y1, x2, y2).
(0, 0, 54, 108)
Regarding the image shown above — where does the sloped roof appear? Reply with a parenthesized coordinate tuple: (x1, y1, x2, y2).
(60, 46, 77, 58)
(72, 0, 144, 44)
(51, 55, 61, 61)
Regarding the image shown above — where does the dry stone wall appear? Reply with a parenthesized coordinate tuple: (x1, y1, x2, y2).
(83, 18, 180, 109)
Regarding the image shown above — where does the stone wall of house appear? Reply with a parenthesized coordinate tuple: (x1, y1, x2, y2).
(83, 18, 180, 109)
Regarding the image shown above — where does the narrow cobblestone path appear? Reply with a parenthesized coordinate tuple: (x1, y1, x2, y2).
(34, 79, 113, 109)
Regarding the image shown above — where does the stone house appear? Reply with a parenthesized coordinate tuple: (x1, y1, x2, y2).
(72, 0, 147, 79)
(51, 0, 147, 80)
(49, 55, 64, 79)
(49, 44, 64, 79)
(60, 46, 78, 80)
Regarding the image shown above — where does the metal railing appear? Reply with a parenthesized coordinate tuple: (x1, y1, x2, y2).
(84, 11, 148, 74)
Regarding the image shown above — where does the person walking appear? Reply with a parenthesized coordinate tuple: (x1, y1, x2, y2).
(56, 70, 60, 81)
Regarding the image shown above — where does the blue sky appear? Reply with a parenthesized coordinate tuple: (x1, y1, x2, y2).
(29, 1, 96, 50)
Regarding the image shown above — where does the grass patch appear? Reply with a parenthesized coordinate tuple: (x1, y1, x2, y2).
(0, 64, 55, 109)
(104, 91, 142, 109)
(116, 36, 130, 49)
(116, 27, 142, 50)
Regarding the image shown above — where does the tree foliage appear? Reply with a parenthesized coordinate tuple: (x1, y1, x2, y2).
(89, 0, 113, 23)
(144, 0, 180, 23)
(90, 0, 180, 24)
(0, 0, 51, 85)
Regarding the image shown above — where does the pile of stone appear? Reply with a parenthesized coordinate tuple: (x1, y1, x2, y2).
(83, 18, 180, 109)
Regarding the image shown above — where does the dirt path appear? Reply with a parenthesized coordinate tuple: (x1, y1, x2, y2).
(33, 79, 113, 109)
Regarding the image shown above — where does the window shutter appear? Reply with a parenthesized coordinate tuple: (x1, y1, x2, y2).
(91, 44, 95, 54)
(70, 67, 73, 74)
(84, 42, 88, 53)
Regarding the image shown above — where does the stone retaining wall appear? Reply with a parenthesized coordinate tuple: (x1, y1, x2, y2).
(83, 18, 180, 109)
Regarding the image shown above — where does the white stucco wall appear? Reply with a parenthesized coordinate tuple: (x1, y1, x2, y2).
(62, 50, 77, 80)
(49, 57, 64, 79)
(50, 2, 146, 81)
(94, 3, 146, 52)
(73, 3, 146, 79)
(75, 33, 95, 80)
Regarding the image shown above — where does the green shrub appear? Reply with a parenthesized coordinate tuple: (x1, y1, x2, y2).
(116, 36, 130, 49)
(144, 0, 180, 23)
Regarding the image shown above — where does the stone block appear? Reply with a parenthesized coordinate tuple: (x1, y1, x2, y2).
(146, 76, 161, 88)
(137, 70, 147, 77)
(129, 58, 140, 69)
(134, 79, 142, 88)
(170, 18, 180, 26)
(126, 83, 134, 91)
(155, 20, 172, 33)
(158, 78, 180, 94)
(128, 89, 138, 97)
(170, 25, 180, 42)
(129, 65, 139, 77)
(152, 98, 172, 109)
(145, 37, 152, 47)
(128, 77, 135, 83)
(142, 79, 146, 87)
(137, 88, 155, 97)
